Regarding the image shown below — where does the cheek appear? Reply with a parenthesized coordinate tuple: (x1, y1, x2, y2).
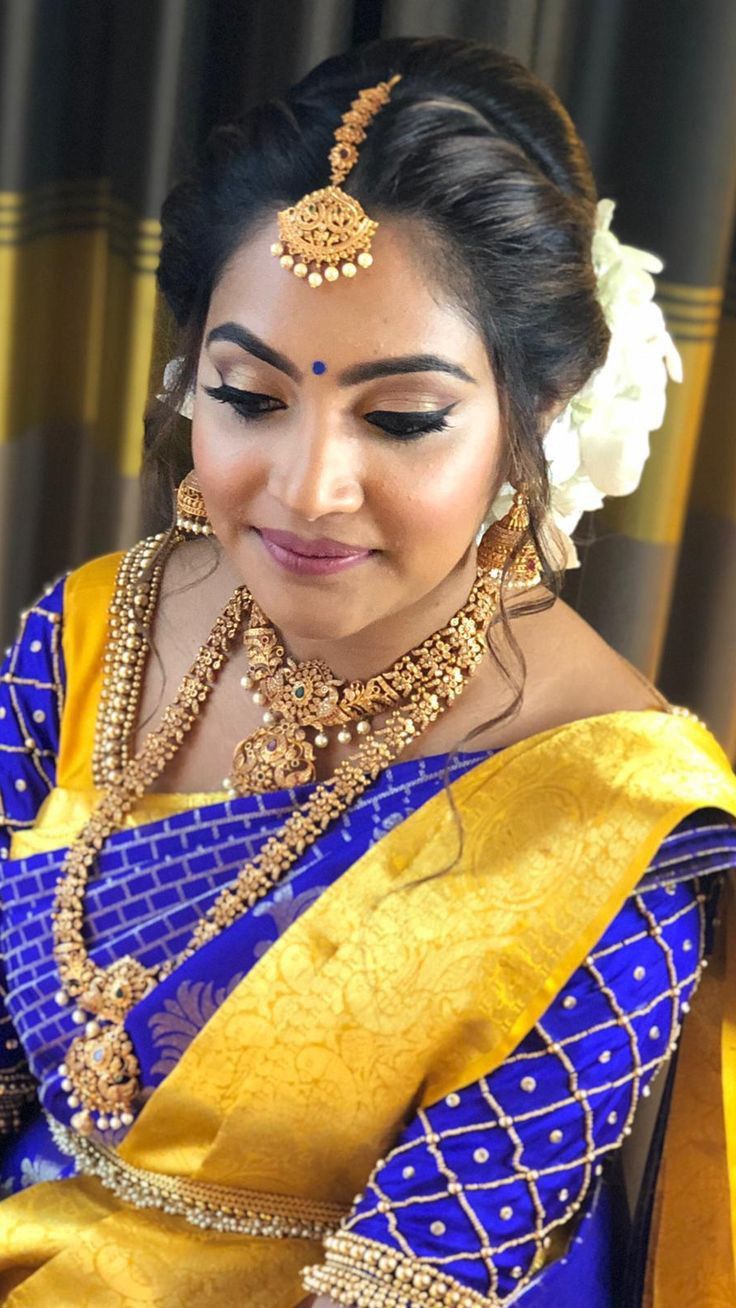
(192, 411, 501, 555)
(191, 418, 266, 508)
(381, 434, 500, 543)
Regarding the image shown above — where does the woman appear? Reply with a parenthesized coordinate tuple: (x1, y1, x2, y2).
(0, 35, 734, 1308)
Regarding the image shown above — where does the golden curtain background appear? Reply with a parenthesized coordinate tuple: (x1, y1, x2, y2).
(1, 0, 735, 755)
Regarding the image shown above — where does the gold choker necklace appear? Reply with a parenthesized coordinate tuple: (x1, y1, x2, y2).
(228, 573, 499, 794)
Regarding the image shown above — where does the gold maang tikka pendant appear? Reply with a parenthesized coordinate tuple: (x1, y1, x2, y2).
(271, 74, 401, 287)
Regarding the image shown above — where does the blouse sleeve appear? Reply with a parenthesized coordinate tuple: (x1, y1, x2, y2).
(301, 808, 736, 1306)
(0, 576, 66, 1134)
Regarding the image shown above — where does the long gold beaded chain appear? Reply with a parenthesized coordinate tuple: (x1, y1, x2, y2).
(54, 583, 251, 1133)
(53, 550, 504, 1137)
(93, 532, 181, 788)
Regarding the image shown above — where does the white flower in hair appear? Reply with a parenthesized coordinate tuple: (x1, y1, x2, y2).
(486, 197, 683, 569)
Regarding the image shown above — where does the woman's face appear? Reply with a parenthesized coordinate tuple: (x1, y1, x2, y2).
(192, 219, 507, 643)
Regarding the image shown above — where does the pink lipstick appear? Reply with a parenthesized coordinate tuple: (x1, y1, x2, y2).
(256, 528, 374, 576)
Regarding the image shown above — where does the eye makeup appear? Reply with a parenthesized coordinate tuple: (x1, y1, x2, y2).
(204, 382, 458, 441)
(203, 382, 285, 419)
(363, 403, 457, 439)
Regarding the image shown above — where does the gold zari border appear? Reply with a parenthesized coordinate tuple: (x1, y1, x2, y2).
(47, 1115, 346, 1238)
(302, 1232, 504, 1306)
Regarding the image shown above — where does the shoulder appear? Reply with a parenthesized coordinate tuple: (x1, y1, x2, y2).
(60, 536, 210, 634)
(0, 574, 68, 816)
(62, 533, 205, 610)
(521, 587, 664, 711)
(477, 585, 666, 749)
(3, 573, 67, 667)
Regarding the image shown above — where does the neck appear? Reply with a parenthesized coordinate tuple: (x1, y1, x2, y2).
(234, 547, 481, 683)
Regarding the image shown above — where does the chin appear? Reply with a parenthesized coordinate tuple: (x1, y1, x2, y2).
(258, 591, 377, 643)
(236, 539, 391, 642)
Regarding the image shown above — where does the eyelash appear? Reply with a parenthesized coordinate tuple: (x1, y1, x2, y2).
(203, 383, 284, 418)
(203, 383, 455, 441)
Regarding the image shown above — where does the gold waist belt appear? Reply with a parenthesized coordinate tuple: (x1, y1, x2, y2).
(47, 1114, 347, 1239)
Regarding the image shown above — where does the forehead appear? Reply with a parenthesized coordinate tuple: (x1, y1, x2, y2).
(205, 219, 490, 378)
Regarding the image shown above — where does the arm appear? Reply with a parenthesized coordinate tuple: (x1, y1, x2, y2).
(298, 813, 736, 1305)
(0, 575, 66, 1135)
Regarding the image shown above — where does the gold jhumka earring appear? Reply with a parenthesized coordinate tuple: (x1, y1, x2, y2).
(479, 486, 543, 591)
(270, 73, 401, 287)
(176, 470, 214, 536)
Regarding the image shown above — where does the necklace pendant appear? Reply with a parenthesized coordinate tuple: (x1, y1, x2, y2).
(230, 722, 317, 794)
(64, 1020, 141, 1133)
(82, 955, 155, 1023)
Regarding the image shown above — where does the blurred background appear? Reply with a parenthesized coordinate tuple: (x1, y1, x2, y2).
(1, 0, 735, 755)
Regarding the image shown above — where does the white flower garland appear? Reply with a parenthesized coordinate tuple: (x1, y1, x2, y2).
(159, 198, 682, 570)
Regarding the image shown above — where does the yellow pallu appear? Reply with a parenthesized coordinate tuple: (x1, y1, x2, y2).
(0, 555, 735, 1306)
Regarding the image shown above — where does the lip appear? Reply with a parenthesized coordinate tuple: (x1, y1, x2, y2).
(255, 527, 375, 576)
(259, 528, 369, 558)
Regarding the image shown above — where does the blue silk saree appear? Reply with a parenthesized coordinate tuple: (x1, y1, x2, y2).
(0, 553, 736, 1307)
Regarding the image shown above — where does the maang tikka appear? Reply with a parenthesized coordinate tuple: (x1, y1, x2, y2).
(271, 73, 401, 287)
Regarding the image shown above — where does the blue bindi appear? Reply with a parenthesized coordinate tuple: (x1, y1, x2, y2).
(311, 360, 327, 376)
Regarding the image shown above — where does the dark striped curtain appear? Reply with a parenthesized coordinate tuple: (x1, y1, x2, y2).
(1, 0, 735, 755)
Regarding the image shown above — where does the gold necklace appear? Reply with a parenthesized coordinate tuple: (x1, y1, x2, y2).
(92, 532, 176, 787)
(54, 544, 508, 1137)
(228, 585, 496, 794)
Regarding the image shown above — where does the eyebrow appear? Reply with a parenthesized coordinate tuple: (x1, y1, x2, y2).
(205, 323, 476, 387)
(338, 354, 477, 386)
(205, 323, 303, 382)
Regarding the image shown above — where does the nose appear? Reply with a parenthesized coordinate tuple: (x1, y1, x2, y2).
(268, 419, 364, 522)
